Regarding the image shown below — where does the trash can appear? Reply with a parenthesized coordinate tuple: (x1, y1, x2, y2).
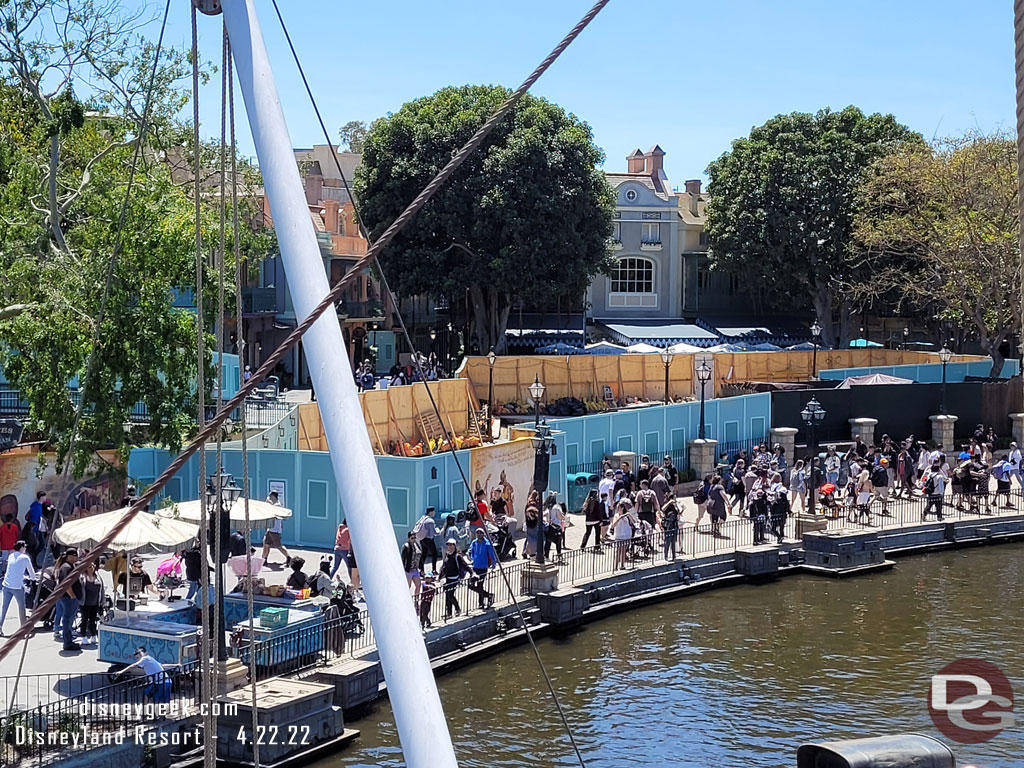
(567, 472, 598, 513)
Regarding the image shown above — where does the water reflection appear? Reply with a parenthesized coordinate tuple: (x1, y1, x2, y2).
(329, 548, 1023, 768)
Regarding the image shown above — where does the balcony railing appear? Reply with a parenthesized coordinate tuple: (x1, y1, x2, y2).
(242, 286, 279, 314)
(337, 299, 385, 319)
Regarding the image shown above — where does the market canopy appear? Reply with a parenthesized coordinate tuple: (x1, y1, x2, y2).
(625, 342, 662, 354)
(159, 497, 292, 529)
(597, 320, 718, 347)
(53, 508, 198, 554)
(585, 341, 626, 355)
(848, 338, 883, 348)
(535, 342, 584, 355)
(836, 373, 914, 389)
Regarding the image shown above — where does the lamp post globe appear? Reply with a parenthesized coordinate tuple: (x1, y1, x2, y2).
(487, 347, 497, 410)
(938, 345, 952, 415)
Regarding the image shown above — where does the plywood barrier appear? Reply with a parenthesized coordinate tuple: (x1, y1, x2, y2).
(297, 378, 478, 455)
(457, 350, 985, 401)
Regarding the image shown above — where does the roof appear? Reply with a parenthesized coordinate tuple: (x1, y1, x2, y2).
(836, 373, 914, 389)
(598, 320, 718, 346)
(605, 173, 672, 201)
(696, 316, 810, 345)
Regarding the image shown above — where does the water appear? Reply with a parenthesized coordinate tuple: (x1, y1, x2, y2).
(326, 547, 1023, 768)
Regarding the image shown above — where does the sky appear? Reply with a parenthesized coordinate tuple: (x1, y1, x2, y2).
(155, 0, 1016, 185)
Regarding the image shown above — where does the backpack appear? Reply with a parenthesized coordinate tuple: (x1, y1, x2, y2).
(923, 474, 937, 496)
(412, 516, 428, 541)
(871, 466, 887, 486)
(692, 486, 708, 505)
(639, 490, 656, 514)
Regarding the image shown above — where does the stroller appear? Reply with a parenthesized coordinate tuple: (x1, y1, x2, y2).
(628, 519, 656, 561)
(818, 483, 840, 517)
(329, 585, 364, 637)
(491, 521, 517, 561)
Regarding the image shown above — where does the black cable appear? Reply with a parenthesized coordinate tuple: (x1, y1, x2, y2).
(269, 2, 602, 765)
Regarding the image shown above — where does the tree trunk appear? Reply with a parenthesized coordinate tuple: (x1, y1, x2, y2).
(812, 283, 835, 348)
(837, 299, 853, 349)
(48, 134, 69, 253)
(468, 284, 512, 353)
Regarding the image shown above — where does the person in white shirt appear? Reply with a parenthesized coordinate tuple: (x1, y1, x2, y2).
(597, 470, 615, 504)
(1008, 442, 1022, 490)
(121, 646, 171, 703)
(261, 491, 290, 566)
(1, 541, 36, 634)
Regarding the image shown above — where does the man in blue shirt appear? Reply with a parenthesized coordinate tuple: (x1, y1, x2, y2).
(467, 528, 496, 610)
(26, 491, 46, 567)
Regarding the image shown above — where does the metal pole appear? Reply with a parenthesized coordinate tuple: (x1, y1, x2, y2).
(812, 339, 818, 379)
(664, 362, 669, 403)
(698, 380, 706, 440)
(808, 423, 817, 517)
(222, 3, 458, 764)
(941, 360, 947, 416)
(487, 365, 494, 408)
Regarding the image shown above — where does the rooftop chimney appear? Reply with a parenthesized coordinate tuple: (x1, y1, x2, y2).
(304, 161, 323, 205)
(645, 145, 665, 175)
(685, 179, 701, 215)
(627, 148, 645, 174)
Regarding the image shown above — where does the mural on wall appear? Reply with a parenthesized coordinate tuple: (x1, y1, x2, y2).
(0, 447, 123, 523)
(470, 438, 536, 525)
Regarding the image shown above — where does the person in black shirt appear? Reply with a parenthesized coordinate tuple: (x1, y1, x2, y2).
(286, 557, 308, 590)
(228, 530, 248, 558)
(117, 557, 158, 598)
(56, 548, 84, 651)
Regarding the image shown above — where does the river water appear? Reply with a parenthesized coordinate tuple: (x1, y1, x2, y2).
(328, 547, 1023, 768)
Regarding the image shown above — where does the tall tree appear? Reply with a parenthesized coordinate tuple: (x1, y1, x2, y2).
(0, 1, 268, 474)
(853, 132, 1019, 376)
(353, 85, 615, 352)
(704, 106, 921, 347)
(338, 120, 368, 154)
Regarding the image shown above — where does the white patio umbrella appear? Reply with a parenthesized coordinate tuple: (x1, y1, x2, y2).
(159, 497, 292, 529)
(53, 508, 199, 554)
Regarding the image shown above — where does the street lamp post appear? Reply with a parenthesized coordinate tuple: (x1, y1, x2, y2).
(660, 349, 674, 403)
(810, 320, 821, 379)
(487, 348, 496, 408)
(902, 325, 909, 350)
(528, 375, 549, 564)
(696, 360, 712, 440)
(800, 397, 826, 517)
(205, 469, 243, 662)
(938, 344, 952, 415)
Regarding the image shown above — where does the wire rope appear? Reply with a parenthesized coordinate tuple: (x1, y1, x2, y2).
(0, 0, 611, 694)
(267, 2, 600, 764)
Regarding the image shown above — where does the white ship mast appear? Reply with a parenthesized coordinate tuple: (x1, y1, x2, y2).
(221, 1, 458, 765)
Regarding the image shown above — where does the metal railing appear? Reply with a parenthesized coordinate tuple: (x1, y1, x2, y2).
(243, 399, 294, 429)
(0, 388, 153, 424)
(0, 663, 200, 768)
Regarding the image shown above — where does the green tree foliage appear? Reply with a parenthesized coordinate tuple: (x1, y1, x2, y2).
(0, 1, 269, 475)
(352, 85, 615, 352)
(705, 107, 921, 347)
(853, 132, 1019, 376)
(338, 119, 368, 154)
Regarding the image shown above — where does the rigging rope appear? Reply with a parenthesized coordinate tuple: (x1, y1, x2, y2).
(0, 0, 610, 681)
(0, 0, 173, 736)
(268, 1, 598, 764)
(1014, 0, 1024, 411)
(227, 41, 262, 766)
(191, 7, 215, 768)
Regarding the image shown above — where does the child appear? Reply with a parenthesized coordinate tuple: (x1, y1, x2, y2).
(418, 575, 437, 630)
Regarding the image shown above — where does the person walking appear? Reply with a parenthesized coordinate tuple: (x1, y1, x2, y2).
(56, 547, 83, 651)
(855, 469, 874, 525)
(1008, 441, 1023, 490)
(467, 528, 497, 610)
(693, 474, 711, 529)
(261, 491, 290, 566)
(649, 466, 670, 509)
(331, 521, 351, 579)
(543, 493, 565, 561)
(401, 531, 421, 605)
(662, 455, 679, 488)
(790, 460, 806, 513)
(708, 474, 728, 537)
(580, 491, 604, 551)
(0, 541, 35, 636)
(870, 458, 891, 516)
(922, 462, 946, 521)
(26, 491, 46, 567)
(610, 500, 637, 572)
(79, 562, 105, 645)
(413, 507, 440, 574)
(439, 539, 467, 620)
(635, 480, 658, 531)
(659, 493, 680, 560)
(728, 459, 747, 514)
(824, 447, 841, 486)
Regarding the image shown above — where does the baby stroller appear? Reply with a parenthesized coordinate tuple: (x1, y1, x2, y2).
(492, 522, 517, 561)
(818, 483, 840, 517)
(628, 519, 656, 561)
(329, 585, 364, 637)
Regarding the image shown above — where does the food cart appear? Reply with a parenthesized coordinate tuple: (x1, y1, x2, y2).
(232, 608, 325, 675)
(111, 595, 197, 624)
(98, 617, 200, 669)
(223, 591, 322, 627)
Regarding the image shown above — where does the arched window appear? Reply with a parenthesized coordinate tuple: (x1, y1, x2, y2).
(610, 257, 655, 293)
(608, 257, 657, 307)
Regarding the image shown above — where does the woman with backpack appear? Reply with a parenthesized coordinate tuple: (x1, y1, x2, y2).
(707, 474, 728, 537)
(693, 474, 711, 529)
(659, 493, 680, 559)
(635, 480, 658, 532)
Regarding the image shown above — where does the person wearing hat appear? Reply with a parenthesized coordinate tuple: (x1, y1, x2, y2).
(870, 457, 890, 515)
(662, 455, 679, 488)
(1009, 441, 1023, 490)
(439, 538, 468, 619)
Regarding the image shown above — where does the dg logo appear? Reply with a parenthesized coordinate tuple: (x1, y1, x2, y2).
(929, 658, 1015, 745)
